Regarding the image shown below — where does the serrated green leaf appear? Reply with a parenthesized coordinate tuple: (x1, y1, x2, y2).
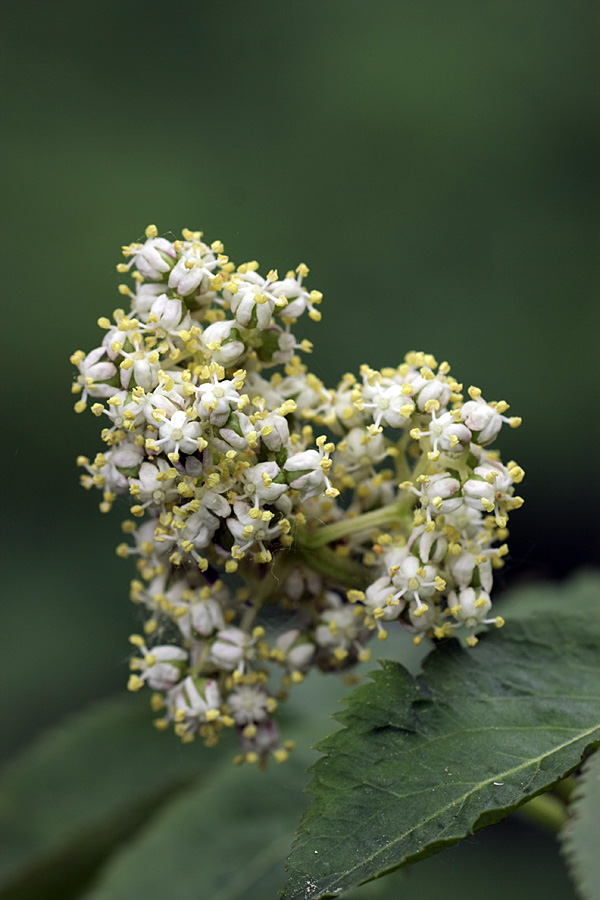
(281, 614, 600, 900)
(561, 749, 600, 900)
(0, 694, 220, 900)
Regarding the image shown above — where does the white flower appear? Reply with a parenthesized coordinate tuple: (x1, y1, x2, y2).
(278, 371, 329, 417)
(174, 494, 230, 554)
(227, 685, 271, 725)
(200, 320, 245, 366)
(389, 555, 444, 616)
(361, 379, 415, 430)
(408, 525, 448, 565)
(96, 440, 144, 494)
(73, 347, 118, 402)
(227, 500, 282, 560)
(463, 461, 521, 525)
(269, 273, 322, 321)
(130, 237, 177, 281)
(447, 549, 493, 593)
(276, 629, 316, 670)
(257, 411, 290, 451)
(97, 390, 146, 432)
(407, 601, 440, 633)
(154, 410, 203, 457)
(168, 256, 214, 297)
(401, 472, 462, 519)
(412, 408, 471, 459)
(210, 627, 249, 671)
(315, 595, 367, 659)
(460, 389, 521, 445)
(414, 377, 451, 412)
(195, 377, 240, 426)
(130, 282, 165, 318)
(283, 567, 322, 601)
(448, 587, 492, 628)
(147, 294, 191, 336)
(242, 461, 288, 507)
(131, 643, 187, 691)
(284, 437, 338, 500)
(224, 270, 281, 330)
(130, 459, 179, 508)
(189, 597, 225, 636)
(334, 427, 387, 475)
(363, 575, 404, 621)
(171, 676, 221, 724)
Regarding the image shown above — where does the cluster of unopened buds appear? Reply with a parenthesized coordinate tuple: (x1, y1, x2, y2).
(72, 225, 524, 765)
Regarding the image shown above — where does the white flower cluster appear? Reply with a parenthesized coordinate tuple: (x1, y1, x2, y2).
(72, 225, 524, 764)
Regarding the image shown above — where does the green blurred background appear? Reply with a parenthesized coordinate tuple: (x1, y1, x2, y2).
(0, 1, 598, 894)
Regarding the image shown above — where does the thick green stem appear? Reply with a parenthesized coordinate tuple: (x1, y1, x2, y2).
(298, 500, 411, 550)
(515, 792, 568, 834)
(295, 545, 370, 589)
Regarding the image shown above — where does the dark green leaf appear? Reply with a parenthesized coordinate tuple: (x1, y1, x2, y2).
(561, 749, 600, 900)
(281, 614, 600, 900)
(78, 755, 309, 900)
(0, 694, 221, 900)
(76, 665, 362, 900)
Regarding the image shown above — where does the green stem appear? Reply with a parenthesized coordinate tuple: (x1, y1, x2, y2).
(298, 500, 411, 550)
(296, 545, 370, 589)
(392, 433, 412, 483)
(515, 792, 568, 834)
(239, 555, 293, 630)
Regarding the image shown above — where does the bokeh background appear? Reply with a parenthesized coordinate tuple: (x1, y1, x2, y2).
(1, 1, 598, 896)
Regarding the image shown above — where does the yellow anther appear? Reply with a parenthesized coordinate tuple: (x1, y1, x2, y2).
(145, 224, 158, 239)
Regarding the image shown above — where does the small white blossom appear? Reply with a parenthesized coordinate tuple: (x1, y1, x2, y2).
(153, 410, 204, 457)
(195, 377, 240, 426)
(449, 587, 492, 628)
(210, 627, 249, 671)
(227, 685, 271, 725)
(129, 236, 177, 281)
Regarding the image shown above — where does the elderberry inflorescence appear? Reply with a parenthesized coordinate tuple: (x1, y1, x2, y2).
(71, 225, 524, 764)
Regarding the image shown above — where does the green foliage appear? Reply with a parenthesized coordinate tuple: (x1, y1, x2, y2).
(0, 661, 355, 900)
(281, 614, 600, 900)
(0, 694, 218, 899)
(1, 584, 598, 899)
(561, 749, 600, 900)
(77, 757, 309, 900)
